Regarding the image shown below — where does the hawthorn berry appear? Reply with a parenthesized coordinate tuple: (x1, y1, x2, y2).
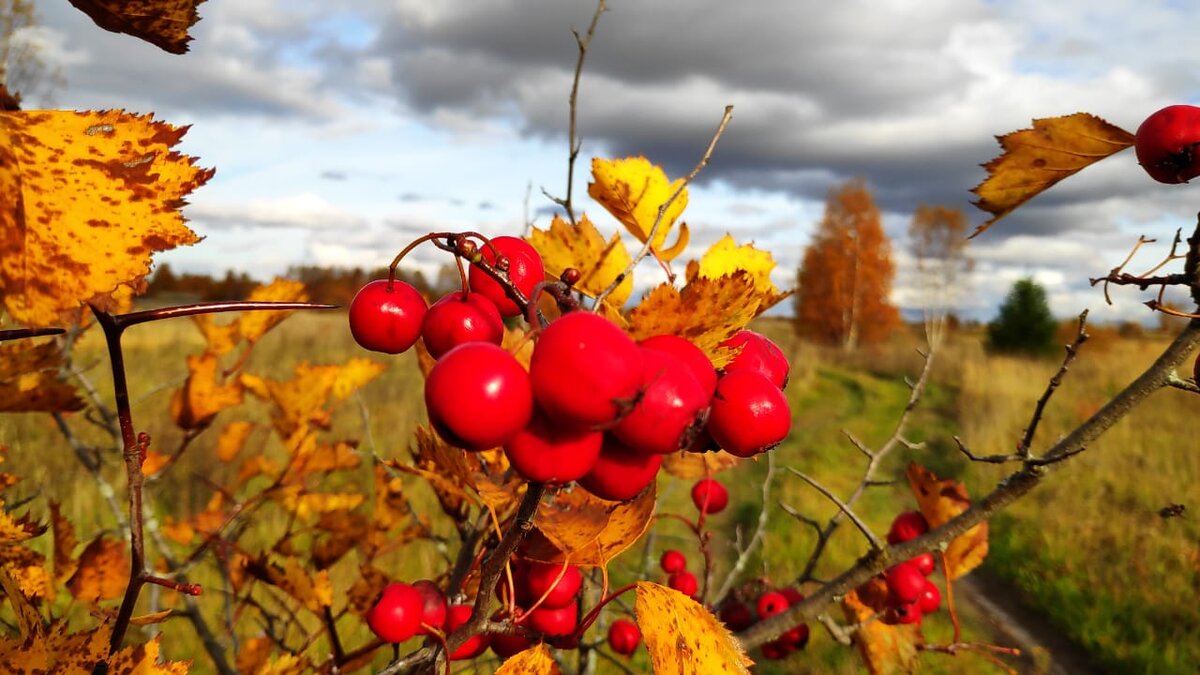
(660, 549, 687, 574)
(524, 562, 582, 609)
(690, 478, 729, 514)
(886, 601, 923, 626)
(468, 235, 545, 316)
(756, 590, 789, 620)
(718, 600, 754, 632)
(639, 334, 718, 397)
(910, 551, 936, 577)
(918, 579, 942, 614)
(779, 587, 804, 607)
(885, 561, 927, 605)
(1135, 105, 1200, 184)
(503, 414, 603, 484)
(530, 312, 643, 429)
(348, 279, 427, 354)
(577, 436, 662, 501)
(425, 342, 533, 451)
(719, 330, 789, 389)
(528, 600, 578, 636)
(761, 640, 790, 660)
(668, 570, 699, 598)
(707, 370, 791, 457)
(446, 603, 490, 660)
(491, 631, 534, 659)
(366, 582, 425, 643)
(779, 624, 810, 651)
(611, 347, 709, 455)
(887, 511, 930, 545)
(411, 579, 448, 635)
(608, 618, 641, 656)
(420, 291, 504, 358)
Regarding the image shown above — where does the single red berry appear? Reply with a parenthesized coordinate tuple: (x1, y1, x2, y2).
(707, 370, 791, 457)
(668, 571, 699, 598)
(779, 587, 804, 607)
(491, 630, 533, 658)
(756, 591, 788, 619)
(761, 640, 790, 660)
(366, 582, 425, 644)
(531, 312, 642, 429)
(690, 478, 729, 514)
(779, 624, 810, 650)
(608, 618, 641, 656)
(887, 511, 930, 545)
(885, 561, 927, 605)
(421, 291, 504, 358)
(1135, 105, 1200, 184)
(719, 330, 789, 389)
(910, 552, 936, 577)
(578, 436, 662, 501)
(524, 562, 582, 609)
(612, 347, 709, 454)
(660, 549, 687, 574)
(527, 600, 578, 636)
(411, 579, 448, 635)
(886, 601, 923, 625)
(918, 579, 942, 614)
(468, 235, 545, 316)
(639, 334, 718, 397)
(348, 279, 427, 354)
(504, 413, 603, 484)
(425, 342, 533, 451)
(446, 604, 490, 659)
(718, 600, 754, 632)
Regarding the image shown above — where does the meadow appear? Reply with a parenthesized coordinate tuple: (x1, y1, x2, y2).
(2, 311, 1197, 673)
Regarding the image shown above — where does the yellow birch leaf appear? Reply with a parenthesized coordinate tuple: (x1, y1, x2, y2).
(842, 584, 921, 675)
(588, 156, 690, 261)
(661, 450, 741, 479)
(67, 535, 129, 603)
(528, 214, 634, 308)
(0, 110, 213, 326)
(495, 643, 563, 674)
(105, 635, 189, 674)
(695, 235, 789, 308)
(635, 581, 752, 674)
(236, 277, 308, 344)
(67, 0, 206, 54)
(0, 340, 83, 412)
(523, 484, 655, 567)
(971, 113, 1134, 237)
(216, 421, 254, 462)
(906, 462, 989, 580)
(170, 351, 243, 430)
(628, 273, 762, 369)
(129, 609, 174, 625)
(49, 501, 78, 584)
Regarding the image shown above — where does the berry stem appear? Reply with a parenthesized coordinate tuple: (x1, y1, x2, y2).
(572, 582, 639, 643)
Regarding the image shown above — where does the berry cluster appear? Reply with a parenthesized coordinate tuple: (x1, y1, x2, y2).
(877, 511, 941, 625)
(365, 580, 447, 645)
(717, 586, 810, 660)
(659, 548, 699, 599)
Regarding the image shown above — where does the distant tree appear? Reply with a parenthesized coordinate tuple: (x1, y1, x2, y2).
(908, 204, 973, 346)
(794, 178, 899, 349)
(1, 0, 62, 105)
(987, 278, 1057, 355)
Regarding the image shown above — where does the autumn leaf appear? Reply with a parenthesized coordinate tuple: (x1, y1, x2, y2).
(628, 272, 764, 368)
(373, 463, 409, 531)
(192, 314, 240, 356)
(67, 535, 129, 603)
(237, 278, 309, 344)
(243, 359, 386, 437)
(528, 214, 633, 309)
(691, 234, 789, 309)
(661, 450, 741, 479)
(106, 635, 190, 674)
(0, 340, 83, 412)
(312, 509, 369, 569)
(906, 462, 988, 580)
(495, 643, 563, 674)
(971, 113, 1134, 237)
(589, 156, 690, 261)
(842, 582, 921, 675)
(635, 581, 752, 674)
(0, 564, 43, 639)
(0, 621, 112, 675)
(0, 110, 213, 326)
(245, 555, 333, 613)
(170, 351, 243, 430)
(0, 461, 45, 543)
(216, 421, 255, 462)
(523, 484, 655, 566)
(68, 0, 206, 54)
(278, 487, 363, 521)
(50, 501, 78, 584)
(235, 636, 273, 675)
(347, 565, 390, 617)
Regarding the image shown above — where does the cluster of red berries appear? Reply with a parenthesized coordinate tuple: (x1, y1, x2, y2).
(659, 548, 699, 598)
(877, 511, 941, 625)
(718, 586, 810, 660)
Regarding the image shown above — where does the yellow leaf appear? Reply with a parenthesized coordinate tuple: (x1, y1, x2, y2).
(0, 564, 43, 639)
(192, 314, 240, 356)
(588, 156, 689, 261)
(170, 351, 243, 430)
(67, 535, 129, 603)
(695, 235, 789, 307)
(523, 484, 655, 567)
(244, 359, 386, 437)
(216, 421, 254, 462)
(0, 110, 213, 326)
(235, 636, 272, 675)
(129, 609, 174, 625)
(373, 464, 409, 531)
(906, 463, 988, 580)
(628, 272, 763, 369)
(635, 581, 752, 674)
(67, 0, 206, 54)
(105, 635, 189, 674)
(279, 488, 364, 521)
(0, 340, 83, 412)
(842, 583, 921, 675)
(528, 214, 634, 309)
(237, 278, 308, 344)
(246, 555, 333, 613)
(0, 501, 45, 545)
(971, 113, 1134, 237)
(252, 653, 310, 675)
(661, 450, 741, 479)
(495, 643, 563, 674)
(2, 621, 111, 675)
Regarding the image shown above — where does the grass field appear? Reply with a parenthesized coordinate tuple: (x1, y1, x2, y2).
(2, 311, 1198, 673)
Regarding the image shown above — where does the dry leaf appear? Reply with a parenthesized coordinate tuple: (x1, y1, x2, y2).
(0, 340, 83, 412)
(170, 351, 243, 430)
(67, 535, 129, 603)
(842, 583, 921, 675)
(528, 214, 634, 309)
(0, 110, 213, 326)
(635, 581, 752, 674)
(971, 113, 1134, 237)
(49, 501, 78, 584)
(347, 565, 389, 617)
(906, 462, 988, 580)
(67, 0, 206, 54)
(129, 609, 174, 625)
(246, 555, 333, 612)
(661, 450, 741, 479)
(237, 278, 308, 344)
(216, 421, 254, 462)
(495, 643, 563, 674)
(105, 635, 189, 674)
(523, 484, 655, 566)
(243, 359, 386, 437)
(628, 272, 764, 369)
(588, 156, 690, 260)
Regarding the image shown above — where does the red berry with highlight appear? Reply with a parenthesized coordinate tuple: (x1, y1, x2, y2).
(524, 562, 582, 609)
(885, 561, 927, 604)
(887, 511, 929, 545)
(608, 619, 641, 656)
(446, 604, 490, 659)
(578, 436, 662, 501)
(411, 579, 447, 635)
(910, 552, 936, 577)
(720, 330, 789, 389)
(756, 591, 788, 620)
(1135, 105, 1200, 184)
(660, 549, 687, 574)
(366, 582, 425, 644)
(690, 478, 728, 514)
(421, 291, 504, 358)
(528, 600, 578, 636)
(639, 334, 718, 397)
(918, 579, 942, 614)
(503, 414, 602, 484)
(426, 343, 533, 451)
(531, 312, 642, 429)
(707, 370, 791, 457)
(612, 347, 709, 455)
(668, 571, 698, 598)
(469, 235, 544, 316)
(348, 280, 427, 354)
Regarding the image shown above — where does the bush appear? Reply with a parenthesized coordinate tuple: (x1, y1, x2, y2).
(987, 278, 1058, 356)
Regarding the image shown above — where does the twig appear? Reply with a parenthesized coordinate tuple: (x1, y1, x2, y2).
(713, 452, 774, 604)
(788, 469, 882, 550)
(1016, 310, 1089, 459)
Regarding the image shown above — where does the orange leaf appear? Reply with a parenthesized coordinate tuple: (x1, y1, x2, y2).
(971, 113, 1134, 237)
(236, 278, 308, 344)
(215, 421, 254, 462)
(0, 621, 112, 674)
(0, 340, 83, 412)
(243, 359, 385, 437)
(105, 635, 189, 674)
(373, 464, 409, 531)
(0, 110, 213, 326)
(635, 581, 752, 674)
(67, 535, 129, 603)
(347, 565, 389, 617)
(170, 351, 243, 430)
(49, 501, 78, 584)
(67, 0, 206, 54)
(192, 314, 240, 356)
(0, 564, 43, 639)
(129, 609, 174, 625)
(523, 484, 655, 567)
(661, 450, 741, 479)
(495, 643, 563, 674)
(842, 583, 921, 675)
(245, 555, 333, 612)
(312, 510, 369, 570)
(235, 636, 273, 675)
(628, 272, 764, 369)
(906, 462, 989, 580)
(141, 450, 170, 476)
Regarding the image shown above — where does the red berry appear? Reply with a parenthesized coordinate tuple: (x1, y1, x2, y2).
(719, 330, 789, 389)
(668, 571, 698, 598)
(639, 334, 718, 397)
(425, 343, 533, 451)
(779, 587, 804, 607)
(503, 414, 603, 484)
(608, 618, 641, 656)
(578, 436, 662, 501)
(779, 624, 810, 650)
(910, 552, 936, 577)
(761, 640, 790, 660)
(1135, 105, 1200, 184)
(886, 601, 923, 625)
(469, 235, 545, 316)
(527, 600, 577, 636)
(531, 312, 642, 429)
(887, 511, 930, 545)
(524, 563, 582, 609)
(491, 631, 533, 658)
(348, 280, 427, 354)
(756, 591, 788, 620)
(421, 291, 504, 358)
(885, 561, 927, 605)
(690, 478, 729, 514)
(612, 347, 709, 454)
(446, 604, 490, 660)
(918, 579, 942, 614)
(366, 582, 425, 643)
(660, 549, 687, 574)
(707, 370, 791, 457)
(718, 600, 754, 632)
(411, 579, 448, 635)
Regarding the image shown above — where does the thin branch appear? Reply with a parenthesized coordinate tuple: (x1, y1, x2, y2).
(713, 452, 774, 604)
(549, 0, 606, 226)
(1016, 310, 1089, 459)
(788, 469, 882, 550)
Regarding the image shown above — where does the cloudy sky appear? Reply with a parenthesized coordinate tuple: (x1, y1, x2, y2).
(18, 0, 1200, 323)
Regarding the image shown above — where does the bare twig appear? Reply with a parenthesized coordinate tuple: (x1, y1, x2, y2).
(788, 469, 882, 550)
(1016, 310, 1089, 459)
(713, 452, 775, 604)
